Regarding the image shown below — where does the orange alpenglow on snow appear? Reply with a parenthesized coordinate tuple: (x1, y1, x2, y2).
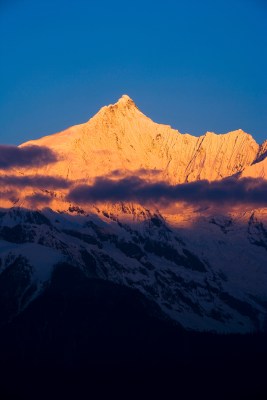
(20, 95, 262, 182)
(0, 95, 266, 210)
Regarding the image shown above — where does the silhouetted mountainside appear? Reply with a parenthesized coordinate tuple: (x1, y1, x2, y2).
(0, 262, 267, 400)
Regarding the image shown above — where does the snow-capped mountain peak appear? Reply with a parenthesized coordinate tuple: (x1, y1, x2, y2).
(0, 96, 267, 334)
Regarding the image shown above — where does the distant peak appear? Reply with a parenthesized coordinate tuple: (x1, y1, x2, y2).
(120, 94, 131, 101)
(90, 94, 140, 123)
(116, 94, 136, 107)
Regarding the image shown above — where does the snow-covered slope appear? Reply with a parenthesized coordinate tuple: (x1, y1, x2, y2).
(241, 156, 267, 179)
(1, 206, 266, 333)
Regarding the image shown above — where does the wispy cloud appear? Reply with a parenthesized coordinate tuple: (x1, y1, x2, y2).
(0, 190, 19, 202)
(106, 168, 162, 178)
(0, 175, 71, 189)
(0, 145, 58, 169)
(25, 193, 52, 207)
(67, 176, 267, 206)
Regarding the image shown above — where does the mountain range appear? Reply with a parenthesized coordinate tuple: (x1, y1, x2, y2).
(1, 94, 267, 333)
(18, 94, 267, 183)
(0, 95, 267, 398)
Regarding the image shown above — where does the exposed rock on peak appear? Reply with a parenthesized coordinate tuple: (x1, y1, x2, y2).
(256, 139, 267, 164)
(95, 94, 138, 116)
(117, 94, 135, 105)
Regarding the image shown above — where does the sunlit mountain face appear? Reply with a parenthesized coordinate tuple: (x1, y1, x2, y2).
(0, 96, 267, 399)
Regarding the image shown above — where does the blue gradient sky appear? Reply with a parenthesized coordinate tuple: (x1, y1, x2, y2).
(0, 0, 266, 145)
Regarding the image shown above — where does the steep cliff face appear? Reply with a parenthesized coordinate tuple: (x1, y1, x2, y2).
(20, 95, 260, 183)
(257, 139, 267, 162)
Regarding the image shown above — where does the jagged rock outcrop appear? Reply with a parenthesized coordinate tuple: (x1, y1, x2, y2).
(256, 139, 267, 163)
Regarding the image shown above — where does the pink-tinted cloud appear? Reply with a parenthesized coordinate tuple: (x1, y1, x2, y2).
(25, 193, 52, 207)
(106, 168, 162, 178)
(0, 190, 19, 202)
(0, 145, 58, 169)
(67, 176, 267, 206)
(0, 175, 71, 189)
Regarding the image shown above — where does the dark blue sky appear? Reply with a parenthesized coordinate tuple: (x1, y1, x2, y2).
(0, 0, 266, 145)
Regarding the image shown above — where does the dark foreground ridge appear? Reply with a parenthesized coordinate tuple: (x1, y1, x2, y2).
(0, 263, 266, 400)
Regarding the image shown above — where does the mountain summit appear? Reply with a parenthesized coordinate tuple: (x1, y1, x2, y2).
(21, 95, 263, 183)
(117, 94, 136, 105)
(96, 94, 139, 117)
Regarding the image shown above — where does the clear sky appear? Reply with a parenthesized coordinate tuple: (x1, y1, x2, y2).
(0, 0, 266, 145)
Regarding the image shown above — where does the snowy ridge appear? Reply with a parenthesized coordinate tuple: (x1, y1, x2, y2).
(20, 95, 262, 183)
(0, 206, 266, 333)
